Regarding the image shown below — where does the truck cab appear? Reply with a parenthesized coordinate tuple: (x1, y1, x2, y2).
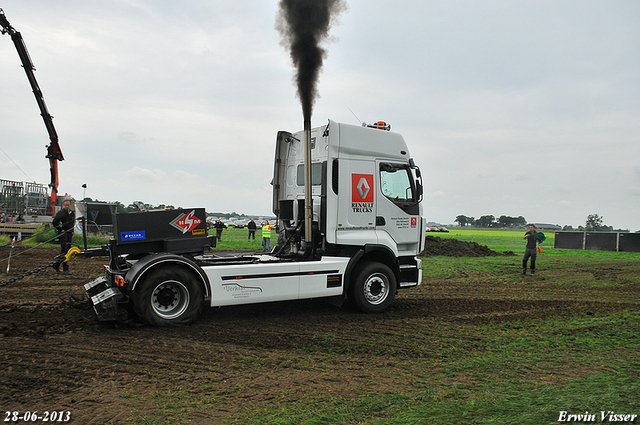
(85, 120, 425, 326)
(273, 119, 425, 278)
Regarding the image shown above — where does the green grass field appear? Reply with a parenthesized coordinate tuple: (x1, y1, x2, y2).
(2, 226, 638, 424)
(433, 227, 554, 254)
(0, 225, 550, 254)
(230, 230, 640, 425)
(117, 227, 638, 424)
(135, 241, 638, 425)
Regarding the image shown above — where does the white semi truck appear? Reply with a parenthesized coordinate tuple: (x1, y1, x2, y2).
(85, 120, 426, 325)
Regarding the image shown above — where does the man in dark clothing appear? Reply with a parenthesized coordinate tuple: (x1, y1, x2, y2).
(214, 219, 227, 241)
(522, 224, 538, 276)
(247, 218, 257, 240)
(52, 199, 75, 274)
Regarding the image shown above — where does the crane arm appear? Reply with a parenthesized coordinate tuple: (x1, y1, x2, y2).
(1, 8, 64, 213)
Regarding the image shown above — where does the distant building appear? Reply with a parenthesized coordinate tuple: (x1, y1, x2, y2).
(527, 223, 562, 230)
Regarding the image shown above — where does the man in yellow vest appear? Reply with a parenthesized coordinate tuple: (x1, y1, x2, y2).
(262, 220, 272, 253)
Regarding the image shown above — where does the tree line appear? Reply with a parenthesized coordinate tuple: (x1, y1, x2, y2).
(79, 198, 265, 220)
(454, 215, 527, 228)
(454, 213, 630, 232)
(79, 200, 631, 232)
(81, 198, 178, 214)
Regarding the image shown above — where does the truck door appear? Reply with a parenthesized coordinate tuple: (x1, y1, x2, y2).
(335, 159, 377, 246)
(375, 161, 422, 254)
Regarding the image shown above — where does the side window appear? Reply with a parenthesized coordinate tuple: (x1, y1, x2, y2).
(296, 162, 324, 186)
(380, 163, 414, 201)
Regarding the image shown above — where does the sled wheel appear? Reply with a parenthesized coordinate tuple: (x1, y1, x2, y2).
(132, 267, 205, 326)
(349, 262, 396, 313)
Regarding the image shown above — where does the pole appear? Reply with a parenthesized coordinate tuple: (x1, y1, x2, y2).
(82, 184, 87, 251)
(6, 237, 15, 273)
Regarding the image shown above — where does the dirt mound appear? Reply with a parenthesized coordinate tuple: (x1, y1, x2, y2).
(419, 235, 515, 257)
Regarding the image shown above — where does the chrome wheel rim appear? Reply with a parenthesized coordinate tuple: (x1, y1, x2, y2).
(151, 280, 190, 320)
(363, 273, 389, 305)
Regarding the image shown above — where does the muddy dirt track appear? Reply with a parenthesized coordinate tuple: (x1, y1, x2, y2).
(0, 243, 635, 423)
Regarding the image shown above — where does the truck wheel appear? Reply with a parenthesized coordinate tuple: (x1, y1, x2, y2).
(132, 267, 205, 326)
(349, 262, 396, 313)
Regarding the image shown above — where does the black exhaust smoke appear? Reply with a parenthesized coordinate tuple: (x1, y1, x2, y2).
(277, 0, 346, 123)
(277, 0, 346, 253)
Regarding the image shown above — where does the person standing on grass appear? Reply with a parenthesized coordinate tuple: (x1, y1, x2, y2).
(214, 219, 227, 241)
(522, 224, 538, 276)
(262, 220, 272, 253)
(52, 199, 75, 274)
(247, 218, 257, 241)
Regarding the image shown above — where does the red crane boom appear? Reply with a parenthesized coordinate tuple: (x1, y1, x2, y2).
(1, 8, 64, 215)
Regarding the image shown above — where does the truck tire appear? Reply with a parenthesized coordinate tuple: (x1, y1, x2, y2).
(348, 262, 396, 313)
(131, 267, 205, 326)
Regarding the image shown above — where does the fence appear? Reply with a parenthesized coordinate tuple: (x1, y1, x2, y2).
(554, 232, 640, 253)
(0, 178, 50, 216)
(0, 222, 41, 238)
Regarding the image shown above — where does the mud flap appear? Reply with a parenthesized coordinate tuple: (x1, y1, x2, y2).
(84, 276, 128, 321)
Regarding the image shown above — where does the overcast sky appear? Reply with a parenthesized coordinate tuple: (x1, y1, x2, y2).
(1, 1, 638, 230)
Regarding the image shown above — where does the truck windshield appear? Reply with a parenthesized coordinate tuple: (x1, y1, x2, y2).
(380, 163, 414, 202)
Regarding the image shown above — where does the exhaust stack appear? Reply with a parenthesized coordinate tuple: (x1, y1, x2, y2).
(303, 119, 312, 246)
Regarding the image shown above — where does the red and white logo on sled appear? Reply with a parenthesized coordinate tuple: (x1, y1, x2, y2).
(170, 210, 202, 234)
